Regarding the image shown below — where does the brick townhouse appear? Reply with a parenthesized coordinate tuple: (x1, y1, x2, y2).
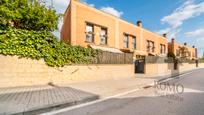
(61, 0, 198, 60)
(61, 0, 169, 60)
(168, 38, 197, 60)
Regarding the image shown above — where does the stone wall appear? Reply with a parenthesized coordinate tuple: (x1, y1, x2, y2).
(0, 55, 135, 88)
(145, 62, 204, 76)
(1, 55, 204, 88)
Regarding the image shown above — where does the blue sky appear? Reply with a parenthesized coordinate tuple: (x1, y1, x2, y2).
(46, 0, 204, 57)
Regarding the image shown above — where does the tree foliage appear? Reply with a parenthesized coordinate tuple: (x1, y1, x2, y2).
(203, 51, 204, 59)
(0, 0, 59, 31)
(167, 52, 176, 60)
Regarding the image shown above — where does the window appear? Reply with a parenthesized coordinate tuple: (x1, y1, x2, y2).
(100, 28, 107, 45)
(147, 40, 155, 52)
(160, 44, 166, 54)
(124, 35, 129, 48)
(85, 23, 94, 42)
(132, 37, 136, 49)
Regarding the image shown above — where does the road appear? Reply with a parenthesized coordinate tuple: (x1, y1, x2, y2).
(44, 68, 204, 115)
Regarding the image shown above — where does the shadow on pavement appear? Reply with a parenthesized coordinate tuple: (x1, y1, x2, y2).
(0, 85, 99, 115)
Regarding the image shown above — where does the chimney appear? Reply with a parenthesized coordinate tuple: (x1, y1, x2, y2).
(137, 21, 142, 28)
(171, 38, 175, 43)
(184, 42, 187, 46)
(171, 38, 175, 53)
(163, 33, 167, 38)
(71, 0, 79, 2)
(195, 48, 198, 58)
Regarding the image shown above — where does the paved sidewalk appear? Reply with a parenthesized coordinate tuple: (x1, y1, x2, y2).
(66, 77, 154, 98)
(0, 76, 154, 115)
(0, 85, 99, 115)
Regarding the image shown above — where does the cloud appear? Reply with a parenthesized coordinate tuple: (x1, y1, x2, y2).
(53, 0, 70, 9)
(156, 27, 181, 39)
(184, 28, 204, 57)
(44, 0, 71, 39)
(52, 17, 64, 39)
(185, 28, 204, 38)
(81, 1, 95, 7)
(44, 0, 70, 13)
(156, 28, 171, 34)
(168, 29, 182, 39)
(157, 0, 204, 39)
(161, 0, 204, 29)
(100, 7, 123, 18)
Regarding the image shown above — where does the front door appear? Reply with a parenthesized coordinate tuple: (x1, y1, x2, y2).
(135, 59, 145, 73)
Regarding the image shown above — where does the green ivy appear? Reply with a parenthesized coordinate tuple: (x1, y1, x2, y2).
(0, 27, 99, 67)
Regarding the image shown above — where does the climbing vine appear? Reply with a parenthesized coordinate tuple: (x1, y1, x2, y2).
(0, 27, 99, 67)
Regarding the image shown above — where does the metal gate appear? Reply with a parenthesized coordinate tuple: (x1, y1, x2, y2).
(134, 59, 145, 73)
(174, 59, 178, 70)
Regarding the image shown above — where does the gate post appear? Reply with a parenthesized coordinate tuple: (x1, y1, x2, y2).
(196, 60, 198, 67)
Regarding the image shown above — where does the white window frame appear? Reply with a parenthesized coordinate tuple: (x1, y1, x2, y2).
(132, 37, 136, 49)
(100, 28, 108, 45)
(147, 40, 155, 52)
(124, 35, 129, 48)
(85, 23, 94, 42)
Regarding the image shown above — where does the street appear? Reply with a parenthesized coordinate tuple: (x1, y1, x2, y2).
(43, 68, 204, 115)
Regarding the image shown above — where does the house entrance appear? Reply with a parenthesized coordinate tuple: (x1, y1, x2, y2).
(134, 59, 145, 73)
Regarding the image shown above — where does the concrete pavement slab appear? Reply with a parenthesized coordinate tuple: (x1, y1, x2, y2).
(0, 86, 99, 115)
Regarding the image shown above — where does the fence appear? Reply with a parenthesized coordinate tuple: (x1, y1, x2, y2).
(198, 59, 204, 63)
(145, 56, 174, 63)
(92, 51, 133, 64)
(145, 56, 198, 64)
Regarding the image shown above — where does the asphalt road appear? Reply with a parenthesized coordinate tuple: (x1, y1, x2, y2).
(45, 68, 204, 115)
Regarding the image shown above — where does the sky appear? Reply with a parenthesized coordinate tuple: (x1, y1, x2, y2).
(45, 0, 204, 57)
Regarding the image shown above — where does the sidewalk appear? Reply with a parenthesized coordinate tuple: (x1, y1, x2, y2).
(0, 85, 99, 115)
(0, 76, 154, 115)
(64, 77, 154, 98)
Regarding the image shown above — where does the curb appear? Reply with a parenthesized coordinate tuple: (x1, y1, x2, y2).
(13, 95, 99, 115)
(141, 68, 203, 89)
(155, 68, 202, 83)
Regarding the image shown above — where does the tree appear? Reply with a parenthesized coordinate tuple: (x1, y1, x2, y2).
(0, 0, 59, 31)
(203, 51, 204, 59)
(167, 52, 176, 60)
